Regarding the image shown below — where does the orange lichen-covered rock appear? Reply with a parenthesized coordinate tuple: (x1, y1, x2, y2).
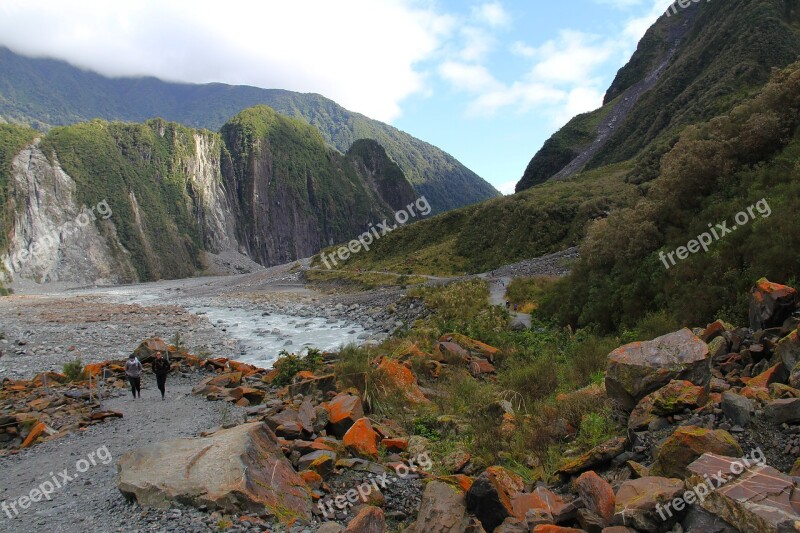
(381, 437, 408, 452)
(376, 358, 428, 404)
(21, 421, 48, 449)
(324, 393, 364, 437)
(652, 426, 743, 478)
(574, 471, 615, 524)
(745, 363, 789, 388)
(439, 333, 501, 362)
(343, 417, 380, 459)
(749, 278, 798, 330)
(466, 466, 525, 531)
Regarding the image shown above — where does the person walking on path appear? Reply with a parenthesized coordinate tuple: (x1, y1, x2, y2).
(152, 351, 171, 400)
(124, 354, 143, 400)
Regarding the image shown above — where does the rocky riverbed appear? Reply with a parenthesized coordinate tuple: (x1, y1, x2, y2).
(0, 262, 426, 380)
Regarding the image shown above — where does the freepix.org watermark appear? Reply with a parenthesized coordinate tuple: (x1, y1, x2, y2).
(320, 197, 431, 270)
(317, 452, 432, 518)
(659, 198, 771, 270)
(7, 199, 113, 271)
(2, 445, 113, 519)
(665, 0, 712, 17)
(655, 447, 766, 521)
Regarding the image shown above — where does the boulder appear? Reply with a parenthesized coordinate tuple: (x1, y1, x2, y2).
(612, 476, 685, 532)
(776, 327, 800, 374)
(629, 380, 708, 430)
(765, 398, 800, 425)
(687, 453, 800, 533)
(343, 418, 380, 459)
(651, 380, 709, 414)
(438, 334, 501, 362)
(652, 426, 742, 479)
(466, 466, 525, 532)
(133, 337, 170, 363)
(324, 393, 364, 437)
(747, 363, 789, 388)
(414, 481, 469, 533)
(557, 437, 627, 477)
(574, 471, 615, 524)
(495, 517, 527, 533)
(605, 329, 710, 411)
(790, 363, 800, 390)
(20, 421, 48, 449)
(434, 342, 470, 363)
(376, 359, 428, 404)
(531, 526, 585, 532)
(344, 506, 385, 533)
(681, 505, 739, 533)
(117, 422, 311, 520)
(721, 391, 754, 427)
(749, 278, 798, 331)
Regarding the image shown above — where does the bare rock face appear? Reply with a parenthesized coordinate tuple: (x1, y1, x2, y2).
(1, 141, 137, 286)
(605, 328, 711, 411)
(687, 453, 800, 533)
(117, 422, 311, 521)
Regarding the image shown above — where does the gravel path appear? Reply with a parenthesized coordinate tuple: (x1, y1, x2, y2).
(0, 372, 238, 533)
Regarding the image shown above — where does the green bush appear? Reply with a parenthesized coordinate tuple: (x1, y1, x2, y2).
(63, 358, 83, 382)
(271, 348, 323, 387)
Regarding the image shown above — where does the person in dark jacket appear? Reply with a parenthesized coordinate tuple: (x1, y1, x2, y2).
(152, 351, 171, 400)
(124, 353, 143, 400)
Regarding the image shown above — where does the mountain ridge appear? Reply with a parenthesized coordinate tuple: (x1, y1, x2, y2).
(0, 46, 500, 214)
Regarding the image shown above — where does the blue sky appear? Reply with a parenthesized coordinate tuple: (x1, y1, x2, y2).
(0, 0, 674, 193)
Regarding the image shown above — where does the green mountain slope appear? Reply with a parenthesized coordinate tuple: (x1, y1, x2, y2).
(0, 106, 415, 282)
(331, 0, 800, 335)
(0, 46, 499, 213)
(517, 0, 800, 191)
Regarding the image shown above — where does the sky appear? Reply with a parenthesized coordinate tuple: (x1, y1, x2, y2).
(0, 0, 676, 194)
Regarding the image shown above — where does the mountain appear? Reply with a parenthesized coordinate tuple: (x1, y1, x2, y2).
(0, 106, 416, 285)
(0, 46, 500, 214)
(331, 0, 800, 332)
(517, 0, 800, 191)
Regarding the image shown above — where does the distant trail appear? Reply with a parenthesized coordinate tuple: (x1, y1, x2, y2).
(480, 274, 532, 329)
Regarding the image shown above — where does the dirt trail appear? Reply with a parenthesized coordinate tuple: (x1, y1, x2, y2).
(0, 373, 234, 533)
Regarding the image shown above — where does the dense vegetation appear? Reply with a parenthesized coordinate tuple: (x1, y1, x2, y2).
(517, 0, 800, 192)
(39, 119, 205, 280)
(329, 161, 640, 276)
(0, 47, 500, 213)
(326, 278, 682, 478)
(541, 62, 800, 332)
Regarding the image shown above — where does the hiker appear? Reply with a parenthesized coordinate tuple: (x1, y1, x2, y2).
(124, 353, 143, 400)
(505, 300, 511, 310)
(152, 351, 171, 400)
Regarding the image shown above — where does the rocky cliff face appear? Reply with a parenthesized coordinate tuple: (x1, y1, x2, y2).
(0, 107, 417, 287)
(1, 140, 137, 285)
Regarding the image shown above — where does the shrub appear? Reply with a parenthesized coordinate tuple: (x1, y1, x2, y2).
(271, 348, 323, 387)
(63, 358, 83, 382)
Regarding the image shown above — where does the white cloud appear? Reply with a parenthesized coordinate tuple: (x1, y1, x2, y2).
(496, 179, 519, 195)
(529, 31, 616, 84)
(510, 41, 536, 58)
(0, 0, 454, 123)
(472, 2, 511, 27)
(439, 62, 501, 93)
(459, 26, 495, 62)
(593, 0, 644, 8)
(441, 1, 672, 126)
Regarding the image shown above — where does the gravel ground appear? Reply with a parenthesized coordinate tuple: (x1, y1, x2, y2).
(0, 371, 242, 533)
